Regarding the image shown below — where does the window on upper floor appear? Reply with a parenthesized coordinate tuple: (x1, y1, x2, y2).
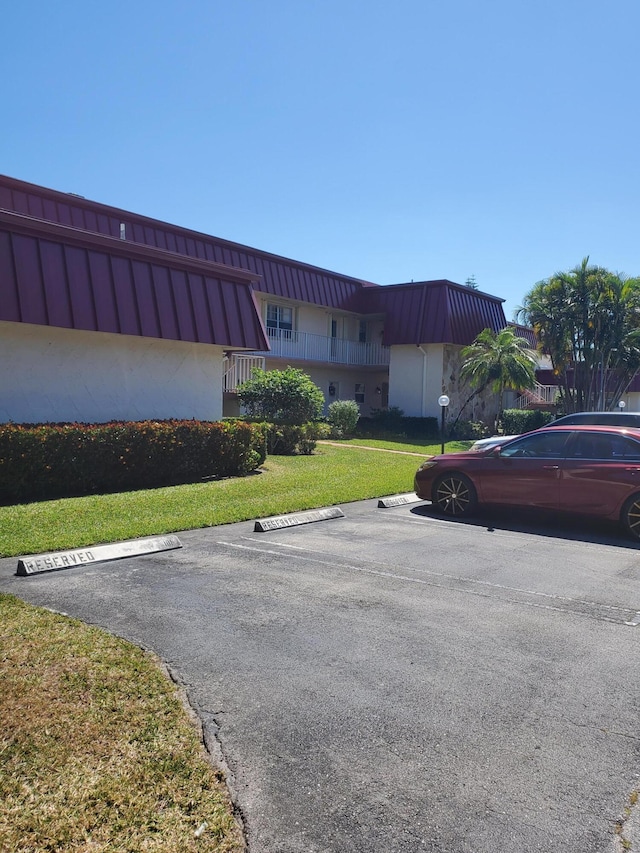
(266, 303, 294, 338)
(358, 321, 368, 343)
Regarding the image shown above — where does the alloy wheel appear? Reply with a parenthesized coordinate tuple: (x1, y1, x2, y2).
(434, 474, 476, 517)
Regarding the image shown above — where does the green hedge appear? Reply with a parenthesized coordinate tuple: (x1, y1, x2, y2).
(356, 415, 439, 440)
(0, 420, 267, 505)
(250, 421, 330, 455)
(500, 409, 555, 434)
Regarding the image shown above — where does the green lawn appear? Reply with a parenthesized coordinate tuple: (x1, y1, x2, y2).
(0, 440, 464, 558)
(339, 437, 473, 453)
(0, 594, 244, 853)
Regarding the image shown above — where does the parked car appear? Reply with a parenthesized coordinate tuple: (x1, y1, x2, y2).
(469, 411, 640, 452)
(469, 434, 520, 452)
(415, 424, 640, 540)
(551, 411, 640, 427)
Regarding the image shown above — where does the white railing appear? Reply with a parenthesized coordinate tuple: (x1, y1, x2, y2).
(254, 328, 391, 366)
(223, 355, 265, 392)
(516, 384, 558, 408)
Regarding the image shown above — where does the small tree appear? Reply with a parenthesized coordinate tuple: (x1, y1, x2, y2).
(457, 327, 537, 432)
(237, 367, 325, 424)
(327, 400, 360, 438)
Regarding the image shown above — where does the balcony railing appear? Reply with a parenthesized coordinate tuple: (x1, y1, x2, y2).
(516, 384, 559, 408)
(254, 327, 390, 366)
(223, 355, 265, 392)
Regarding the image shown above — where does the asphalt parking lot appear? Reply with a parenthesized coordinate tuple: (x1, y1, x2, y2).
(2, 498, 640, 853)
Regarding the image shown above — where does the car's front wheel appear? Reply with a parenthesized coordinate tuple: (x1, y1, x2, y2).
(432, 473, 477, 517)
(621, 493, 640, 540)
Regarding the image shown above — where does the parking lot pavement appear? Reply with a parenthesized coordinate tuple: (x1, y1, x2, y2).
(2, 498, 640, 852)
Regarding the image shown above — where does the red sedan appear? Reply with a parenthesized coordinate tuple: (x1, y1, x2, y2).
(414, 425, 640, 540)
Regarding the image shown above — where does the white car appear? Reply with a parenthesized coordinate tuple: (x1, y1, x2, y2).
(469, 411, 640, 453)
(469, 435, 520, 452)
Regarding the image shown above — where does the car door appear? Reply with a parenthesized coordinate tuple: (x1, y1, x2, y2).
(560, 431, 640, 515)
(477, 430, 570, 509)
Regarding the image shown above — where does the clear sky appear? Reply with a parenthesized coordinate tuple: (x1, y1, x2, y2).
(3, 0, 638, 320)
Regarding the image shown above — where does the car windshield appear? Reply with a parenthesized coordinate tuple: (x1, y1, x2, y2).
(499, 431, 570, 458)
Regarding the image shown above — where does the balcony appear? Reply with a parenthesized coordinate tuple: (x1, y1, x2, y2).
(255, 327, 391, 367)
(223, 355, 266, 392)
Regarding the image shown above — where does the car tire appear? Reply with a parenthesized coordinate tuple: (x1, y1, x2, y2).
(621, 493, 640, 540)
(432, 473, 478, 517)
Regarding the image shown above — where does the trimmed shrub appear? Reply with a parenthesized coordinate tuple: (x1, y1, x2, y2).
(0, 419, 267, 505)
(447, 420, 491, 440)
(400, 417, 441, 440)
(355, 412, 439, 441)
(237, 368, 324, 424)
(500, 409, 555, 435)
(327, 400, 360, 438)
(264, 422, 331, 455)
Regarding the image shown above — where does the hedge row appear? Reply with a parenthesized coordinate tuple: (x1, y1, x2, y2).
(356, 415, 440, 440)
(235, 420, 331, 455)
(500, 409, 555, 434)
(0, 420, 267, 505)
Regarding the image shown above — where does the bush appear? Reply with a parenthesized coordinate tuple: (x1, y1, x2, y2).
(398, 417, 440, 440)
(355, 411, 439, 441)
(500, 409, 555, 435)
(237, 368, 325, 424)
(327, 400, 360, 438)
(0, 420, 267, 505)
(447, 420, 491, 440)
(263, 422, 331, 455)
(370, 406, 405, 430)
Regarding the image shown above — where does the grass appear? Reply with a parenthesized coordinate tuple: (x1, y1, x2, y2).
(339, 437, 473, 453)
(0, 441, 466, 558)
(0, 436, 466, 851)
(0, 594, 244, 853)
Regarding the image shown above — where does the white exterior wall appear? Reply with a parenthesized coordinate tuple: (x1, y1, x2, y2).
(388, 344, 445, 417)
(297, 303, 332, 336)
(0, 321, 225, 424)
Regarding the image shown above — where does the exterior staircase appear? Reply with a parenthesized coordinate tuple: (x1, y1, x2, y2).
(516, 383, 558, 410)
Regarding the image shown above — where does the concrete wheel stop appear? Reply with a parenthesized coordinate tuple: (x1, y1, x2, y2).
(377, 493, 421, 508)
(16, 534, 183, 576)
(254, 506, 344, 531)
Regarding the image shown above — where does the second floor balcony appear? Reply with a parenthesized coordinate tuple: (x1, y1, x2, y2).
(255, 327, 391, 367)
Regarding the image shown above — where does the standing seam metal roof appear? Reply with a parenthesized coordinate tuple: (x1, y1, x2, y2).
(0, 174, 510, 347)
(0, 175, 371, 312)
(357, 281, 506, 346)
(0, 210, 269, 350)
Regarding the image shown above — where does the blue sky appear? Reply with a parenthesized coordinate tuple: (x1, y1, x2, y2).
(3, 0, 638, 320)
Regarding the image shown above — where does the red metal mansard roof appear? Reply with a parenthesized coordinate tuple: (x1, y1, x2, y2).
(0, 174, 510, 348)
(0, 209, 269, 350)
(358, 280, 507, 346)
(0, 174, 373, 312)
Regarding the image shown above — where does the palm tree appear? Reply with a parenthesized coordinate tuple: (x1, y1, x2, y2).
(517, 259, 640, 412)
(458, 327, 537, 431)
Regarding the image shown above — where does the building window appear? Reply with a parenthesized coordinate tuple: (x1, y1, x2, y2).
(266, 304, 294, 338)
(358, 320, 368, 343)
(355, 383, 365, 404)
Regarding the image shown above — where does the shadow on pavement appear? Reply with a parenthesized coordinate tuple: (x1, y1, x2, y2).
(410, 502, 640, 549)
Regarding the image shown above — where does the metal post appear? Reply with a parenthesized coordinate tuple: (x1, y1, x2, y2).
(438, 395, 450, 454)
